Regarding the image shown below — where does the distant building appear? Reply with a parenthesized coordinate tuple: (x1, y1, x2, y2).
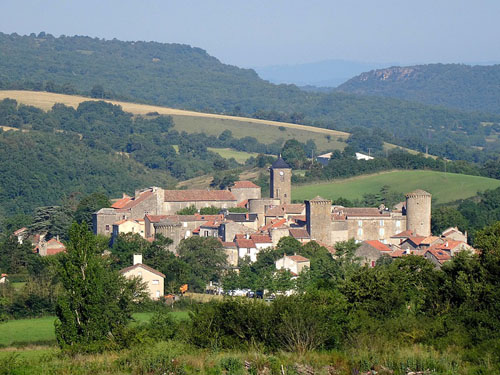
(36, 238, 66, 256)
(275, 254, 310, 275)
(120, 254, 164, 300)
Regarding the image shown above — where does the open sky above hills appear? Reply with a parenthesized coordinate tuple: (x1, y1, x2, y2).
(1, 0, 500, 68)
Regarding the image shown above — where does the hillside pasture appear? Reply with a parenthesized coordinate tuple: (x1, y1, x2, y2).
(292, 170, 500, 204)
(0, 90, 348, 152)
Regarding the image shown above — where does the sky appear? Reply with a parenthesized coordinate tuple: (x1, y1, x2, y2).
(1, 0, 500, 68)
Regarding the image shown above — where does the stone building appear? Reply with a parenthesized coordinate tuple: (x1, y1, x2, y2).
(405, 189, 432, 237)
(162, 190, 237, 214)
(270, 157, 292, 205)
(275, 254, 310, 275)
(229, 180, 261, 203)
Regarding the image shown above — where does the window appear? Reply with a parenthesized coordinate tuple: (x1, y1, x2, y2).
(358, 220, 363, 227)
(380, 220, 384, 227)
(156, 290, 160, 298)
(105, 225, 110, 231)
(379, 228, 385, 237)
(152, 280, 159, 285)
(204, 230, 209, 237)
(247, 248, 251, 255)
(183, 222, 187, 228)
(396, 220, 401, 228)
(371, 261, 376, 268)
(357, 228, 363, 236)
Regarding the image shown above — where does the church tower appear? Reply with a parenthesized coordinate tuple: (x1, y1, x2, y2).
(270, 157, 292, 204)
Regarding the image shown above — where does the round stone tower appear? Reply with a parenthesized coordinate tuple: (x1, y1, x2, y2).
(270, 156, 292, 204)
(405, 189, 432, 237)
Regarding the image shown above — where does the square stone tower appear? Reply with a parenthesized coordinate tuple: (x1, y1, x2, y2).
(270, 157, 292, 204)
(306, 196, 332, 244)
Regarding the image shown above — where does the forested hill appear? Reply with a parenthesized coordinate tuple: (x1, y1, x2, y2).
(1, 32, 500, 162)
(337, 64, 500, 114)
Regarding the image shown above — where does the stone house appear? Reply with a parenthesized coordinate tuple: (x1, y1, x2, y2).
(275, 254, 310, 275)
(424, 248, 452, 268)
(229, 180, 261, 203)
(288, 228, 311, 244)
(112, 219, 145, 240)
(120, 254, 165, 300)
(219, 221, 255, 242)
(235, 236, 259, 263)
(442, 227, 468, 243)
(36, 238, 66, 256)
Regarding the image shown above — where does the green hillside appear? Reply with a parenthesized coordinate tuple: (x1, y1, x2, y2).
(338, 63, 500, 114)
(1, 32, 499, 161)
(292, 170, 500, 204)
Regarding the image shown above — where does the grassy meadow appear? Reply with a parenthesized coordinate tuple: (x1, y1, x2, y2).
(0, 90, 348, 152)
(0, 311, 189, 348)
(292, 170, 500, 204)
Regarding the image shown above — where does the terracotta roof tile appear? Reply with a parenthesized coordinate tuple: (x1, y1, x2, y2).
(288, 255, 309, 262)
(364, 240, 392, 252)
(250, 234, 272, 243)
(235, 238, 256, 248)
(111, 195, 132, 209)
(344, 208, 390, 217)
(426, 248, 451, 263)
(289, 228, 310, 239)
(164, 190, 235, 202)
(260, 218, 287, 231)
(392, 230, 416, 238)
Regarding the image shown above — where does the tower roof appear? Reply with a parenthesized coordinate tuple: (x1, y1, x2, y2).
(271, 157, 291, 169)
(405, 189, 432, 197)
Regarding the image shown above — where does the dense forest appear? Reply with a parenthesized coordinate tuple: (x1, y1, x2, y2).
(1, 32, 500, 162)
(337, 63, 500, 114)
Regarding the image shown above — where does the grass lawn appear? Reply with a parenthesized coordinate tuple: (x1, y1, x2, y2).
(292, 170, 500, 204)
(0, 311, 190, 347)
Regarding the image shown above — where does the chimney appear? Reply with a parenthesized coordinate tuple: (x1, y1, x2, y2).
(133, 254, 142, 265)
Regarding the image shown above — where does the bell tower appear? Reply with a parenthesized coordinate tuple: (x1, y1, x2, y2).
(270, 156, 292, 204)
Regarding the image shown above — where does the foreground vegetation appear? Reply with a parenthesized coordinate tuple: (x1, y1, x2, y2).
(292, 170, 500, 204)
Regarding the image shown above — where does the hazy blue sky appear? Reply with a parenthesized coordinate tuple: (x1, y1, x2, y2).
(1, 0, 499, 67)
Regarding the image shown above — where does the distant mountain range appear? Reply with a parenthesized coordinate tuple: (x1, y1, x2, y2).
(254, 60, 392, 88)
(0, 32, 499, 162)
(337, 63, 500, 114)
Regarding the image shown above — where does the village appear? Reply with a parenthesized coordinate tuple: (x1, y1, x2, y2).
(8, 157, 474, 300)
(87, 157, 471, 298)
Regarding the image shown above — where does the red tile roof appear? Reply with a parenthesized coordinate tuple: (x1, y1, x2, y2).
(404, 236, 427, 246)
(288, 255, 309, 262)
(237, 199, 248, 208)
(435, 240, 465, 251)
(426, 248, 451, 263)
(145, 214, 168, 223)
(164, 190, 235, 202)
(122, 191, 153, 209)
(200, 221, 222, 229)
(250, 234, 272, 243)
(420, 236, 442, 245)
(260, 218, 287, 231)
(392, 230, 416, 238)
(120, 263, 165, 278)
(221, 241, 237, 248)
(13, 227, 28, 236)
(289, 228, 310, 239)
(364, 240, 392, 252)
(235, 238, 256, 248)
(111, 195, 132, 209)
(232, 181, 260, 189)
(344, 208, 390, 217)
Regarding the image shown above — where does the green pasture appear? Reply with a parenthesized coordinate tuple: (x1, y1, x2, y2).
(171, 115, 346, 152)
(207, 147, 259, 163)
(292, 170, 500, 204)
(0, 311, 190, 347)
